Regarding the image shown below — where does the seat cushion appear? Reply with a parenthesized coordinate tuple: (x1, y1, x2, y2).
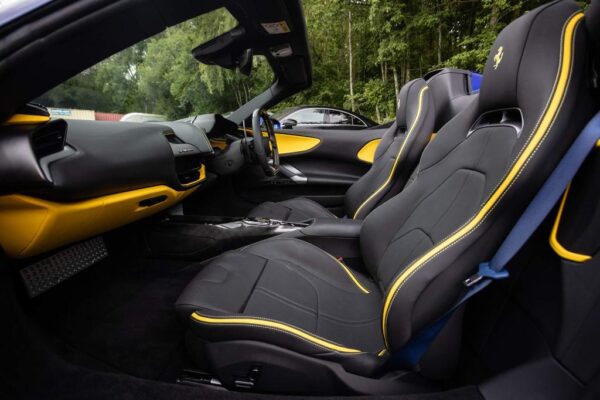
(176, 237, 385, 375)
(247, 197, 337, 221)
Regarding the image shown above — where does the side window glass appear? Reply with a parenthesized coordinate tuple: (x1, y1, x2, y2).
(352, 116, 366, 126)
(328, 110, 352, 125)
(289, 109, 325, 125)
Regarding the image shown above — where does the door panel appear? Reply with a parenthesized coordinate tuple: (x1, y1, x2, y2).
(274, 133, 321, 155)
(356, 139, 381, 164)
(233, 126, 393, 213)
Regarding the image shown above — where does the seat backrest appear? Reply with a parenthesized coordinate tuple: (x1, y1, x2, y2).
(360, 0, 596, 351)
(345, 79, 435, 219)
(425, 68, 479, 132)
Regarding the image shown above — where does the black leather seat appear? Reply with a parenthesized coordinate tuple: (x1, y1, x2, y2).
(248, 78, 436, 221)
(177, 0, 596, 394)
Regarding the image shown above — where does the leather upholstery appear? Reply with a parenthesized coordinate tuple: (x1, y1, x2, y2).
(248, 78, 436, 221)
(345, 79, 436, 219)
(177, 0, 595, 381)
(247, 197, 337, 221)
(177, 238, 385, 375)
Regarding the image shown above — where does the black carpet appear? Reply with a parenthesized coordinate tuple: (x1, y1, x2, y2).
(0, 230, 483, 400)
(28, 236, 204, 381)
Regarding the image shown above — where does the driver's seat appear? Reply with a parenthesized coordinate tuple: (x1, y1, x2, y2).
(248, 78, 436, 221)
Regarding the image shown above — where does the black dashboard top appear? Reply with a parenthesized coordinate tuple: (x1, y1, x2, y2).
(0, 118, 214, 201)
(187, 114, 239, 138)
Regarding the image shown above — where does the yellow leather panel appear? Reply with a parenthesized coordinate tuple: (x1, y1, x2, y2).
(3, 114, 50, 126)
(275, 133, 321, 155)
(549, 183, 591, 262)
(0, 185, 198, 259)
(357, 139, 381, 164)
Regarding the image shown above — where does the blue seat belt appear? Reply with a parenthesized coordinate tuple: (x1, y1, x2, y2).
(393, 110, 600, 367)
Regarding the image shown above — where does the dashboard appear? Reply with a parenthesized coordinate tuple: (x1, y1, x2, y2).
(0, 113, 215, 259)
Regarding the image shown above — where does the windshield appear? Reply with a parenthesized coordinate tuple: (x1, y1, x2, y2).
(35, 7, 274, 122)
(0, 0, 53, 26)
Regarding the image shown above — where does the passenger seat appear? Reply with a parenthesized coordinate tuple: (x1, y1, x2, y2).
(248, 78, 435, 221)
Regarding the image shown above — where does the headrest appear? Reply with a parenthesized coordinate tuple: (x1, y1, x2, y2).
(425, 68, 473, 131)
(396, 78, 428, 129)
(479, 0, 583, 113)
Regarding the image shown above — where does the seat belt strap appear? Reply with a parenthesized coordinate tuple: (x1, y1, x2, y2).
(393, 111, 600, 368)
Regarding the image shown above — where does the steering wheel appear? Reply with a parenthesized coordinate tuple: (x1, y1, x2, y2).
(252, 108, 279, 176)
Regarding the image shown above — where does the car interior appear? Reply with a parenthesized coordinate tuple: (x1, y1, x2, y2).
(2, 1, 600, 399)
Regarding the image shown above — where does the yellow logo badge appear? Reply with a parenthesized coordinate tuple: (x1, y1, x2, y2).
(493, 46, 504, 70)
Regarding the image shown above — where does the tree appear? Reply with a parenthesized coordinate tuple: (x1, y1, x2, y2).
(37, 1, 549, 122)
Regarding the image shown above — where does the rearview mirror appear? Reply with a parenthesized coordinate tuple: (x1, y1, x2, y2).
(281, 119, 297, 129)
(238, 48, 253, 76)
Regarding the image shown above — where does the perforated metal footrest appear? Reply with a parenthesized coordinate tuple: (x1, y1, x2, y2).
(19, 236, 108, 297)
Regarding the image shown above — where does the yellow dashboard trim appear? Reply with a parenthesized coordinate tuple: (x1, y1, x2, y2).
(3, 114, 50, 126)
(0, 185, 197, 259)
(357, 139, 381, 164)
(180, 164, 207, 188)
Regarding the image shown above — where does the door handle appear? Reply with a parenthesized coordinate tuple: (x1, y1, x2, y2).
(279, 163, 307, 183)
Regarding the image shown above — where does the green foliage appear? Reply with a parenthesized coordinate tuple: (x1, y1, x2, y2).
(37, 0, 549, 122)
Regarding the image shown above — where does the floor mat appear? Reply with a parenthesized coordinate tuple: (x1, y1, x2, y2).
(30, 248, 204, 381)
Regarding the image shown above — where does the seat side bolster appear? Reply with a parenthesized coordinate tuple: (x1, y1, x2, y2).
(191, 312, 363, 354)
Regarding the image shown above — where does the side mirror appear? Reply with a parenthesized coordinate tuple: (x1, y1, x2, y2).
(238, 48, 253, 76)
(281, 119, 297, 129)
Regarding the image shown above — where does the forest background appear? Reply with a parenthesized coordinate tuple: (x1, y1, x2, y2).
(38, 0, 557, 123)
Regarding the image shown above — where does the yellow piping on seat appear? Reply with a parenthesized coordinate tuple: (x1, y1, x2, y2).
(191, 313, 362, 354)
(352, 86, 429, 220)
(381, 12, 584, 349)
(549, 183, 592, 262)
(325, 253, 370, 294)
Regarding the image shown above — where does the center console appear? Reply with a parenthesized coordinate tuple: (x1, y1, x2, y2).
(142, 216, 314, 260)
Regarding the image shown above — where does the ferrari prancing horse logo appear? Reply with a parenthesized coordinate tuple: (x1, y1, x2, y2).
(493, 46, 504, 70)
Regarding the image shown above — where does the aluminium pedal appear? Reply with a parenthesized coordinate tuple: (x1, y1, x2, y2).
(19, 236, 108, 298)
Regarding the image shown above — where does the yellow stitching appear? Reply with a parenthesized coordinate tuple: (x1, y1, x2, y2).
(353, 86, 429, 219)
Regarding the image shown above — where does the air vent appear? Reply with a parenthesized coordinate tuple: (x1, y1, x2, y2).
(175, 154, 202, 184)
(164, 131, 185, 144)
(31, 119, 67, 158)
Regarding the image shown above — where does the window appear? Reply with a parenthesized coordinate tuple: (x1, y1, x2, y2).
(327, 110, 352, 125)
(351, 116, 367, 127)
(288, 109, 326, 125)
(35, 8, 273, 122)
(0, 0, 54, 27)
